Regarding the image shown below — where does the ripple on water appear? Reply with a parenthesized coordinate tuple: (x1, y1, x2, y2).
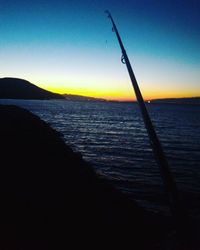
(0, 99, 199, 216)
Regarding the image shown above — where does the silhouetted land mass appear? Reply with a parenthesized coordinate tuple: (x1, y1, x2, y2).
(63, 93, 107, 102)
(1, 105, 199, 249)
(150, 97, 200, 105)
(0, 77, 64, 100)
(0, 104, 174, 249)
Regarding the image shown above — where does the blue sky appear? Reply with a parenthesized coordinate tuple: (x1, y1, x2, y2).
(0, 0, 200, 100)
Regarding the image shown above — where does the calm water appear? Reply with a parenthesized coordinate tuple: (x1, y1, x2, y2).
(1, 99, 200, 216)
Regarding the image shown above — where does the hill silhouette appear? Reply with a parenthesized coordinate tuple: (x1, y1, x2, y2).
(150, 97, 200, 105)
(63, 93, 107, 102)
(0, 77, 64, 100)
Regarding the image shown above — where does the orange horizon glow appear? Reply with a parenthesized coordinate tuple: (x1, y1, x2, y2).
(44, 85, 199, 102)
(1, 1, 199, 106)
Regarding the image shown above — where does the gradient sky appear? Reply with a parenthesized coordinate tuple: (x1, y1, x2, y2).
(0, 0, 200, 101)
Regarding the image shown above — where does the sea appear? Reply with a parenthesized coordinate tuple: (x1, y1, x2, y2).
(0, 99, 200, 217)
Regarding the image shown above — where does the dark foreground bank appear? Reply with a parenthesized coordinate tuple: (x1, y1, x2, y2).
(0, 105, 197, 249)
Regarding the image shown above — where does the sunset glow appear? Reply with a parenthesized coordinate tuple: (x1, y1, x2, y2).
(0, 0, 199, 101)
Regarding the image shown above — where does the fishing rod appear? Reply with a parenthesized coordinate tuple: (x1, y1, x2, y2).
(105, 10, 186, 223)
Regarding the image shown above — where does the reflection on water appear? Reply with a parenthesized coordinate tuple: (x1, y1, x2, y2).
(1, 99, 200, 216)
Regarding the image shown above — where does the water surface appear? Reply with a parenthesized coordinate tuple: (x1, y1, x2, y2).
(1, 99, 199, 216)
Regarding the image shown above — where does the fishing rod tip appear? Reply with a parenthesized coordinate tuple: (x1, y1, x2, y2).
(105, 10, 111, 18)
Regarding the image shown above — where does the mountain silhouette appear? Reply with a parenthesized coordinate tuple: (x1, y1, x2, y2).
(0, 77, 64, 100)
(151, 97, 200, 105)
(63, 93, 107, 102)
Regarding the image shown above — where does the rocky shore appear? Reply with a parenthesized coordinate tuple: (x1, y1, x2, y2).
(0, 105, 173, 249)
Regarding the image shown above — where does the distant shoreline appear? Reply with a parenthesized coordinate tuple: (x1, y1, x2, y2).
(148, 97, 200, 105)
(1, 97, 200, 106)
(62, 95, 200, 105)
(107, 97, 200, 105)
(1, 77, 199, 105)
